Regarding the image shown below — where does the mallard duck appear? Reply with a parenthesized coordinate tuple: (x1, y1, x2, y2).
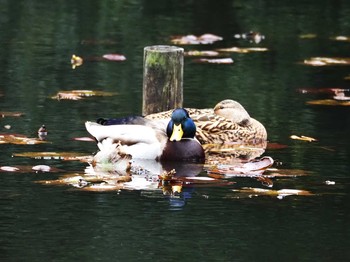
(86, 108, 205, 162)
(145, 99, 267, 145)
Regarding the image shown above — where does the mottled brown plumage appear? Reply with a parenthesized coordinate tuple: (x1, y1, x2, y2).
(145, 99, 267, 146)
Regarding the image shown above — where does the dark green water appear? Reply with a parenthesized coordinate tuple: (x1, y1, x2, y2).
(1, 0, 349, 261)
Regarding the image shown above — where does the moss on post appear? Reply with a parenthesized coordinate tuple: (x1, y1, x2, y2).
(142, 45, 184, 115)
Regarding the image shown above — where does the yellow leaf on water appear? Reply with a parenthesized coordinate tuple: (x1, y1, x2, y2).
(51, 90, 117, 100)
(216, 47, 268, 53)
(303, 57, 350, 66)
(307, 99, 350, 106)
(0, 135, 48, 145)
(290, 135, 317, 142)
(71, 54, 83, 69)
(12, 151, 90, 160)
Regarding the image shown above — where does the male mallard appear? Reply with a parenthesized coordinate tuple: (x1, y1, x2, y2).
(145, 99, 267, 145)
(86, 108, 205, 162)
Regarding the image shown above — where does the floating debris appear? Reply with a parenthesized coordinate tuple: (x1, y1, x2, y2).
(0, 166, 20, 172)
(71, 54, 83, 69)
(51, 90, 117, 100)
(12, 151, 90, 160)
(325, 180, 335, 185)
(299, 34, 317, 39)
(185, 50, 220, 57)
(330, 35, 350, 42)
(216, 47, 268, 53)
(0, 111, 24, 118)
(307, 99, 350, 106)
(231, 187, 313, 199)
(171, 34, 223, 45)
(102, 54, 126, 61)
(4, 125, 11, 130)
(298, 88, 349, 94)
(234, 31, 265, 44)
(194, 58, 234, 64)
(290, 135, 317, 142)
(0, 134, 49, 145)
(303, 57, 350, 66)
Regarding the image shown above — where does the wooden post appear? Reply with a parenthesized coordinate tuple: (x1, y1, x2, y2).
(142, 45, 184, 115)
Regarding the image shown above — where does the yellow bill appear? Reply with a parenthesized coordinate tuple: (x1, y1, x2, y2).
(170, 124, 184, 141)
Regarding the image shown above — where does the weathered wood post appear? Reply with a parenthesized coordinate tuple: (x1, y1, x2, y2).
(142, 45, 184, 115)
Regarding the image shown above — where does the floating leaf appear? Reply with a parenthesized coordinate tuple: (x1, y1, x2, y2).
(303, 57, 350, 66)
(298, 88, 349, 94)
(171, 34, 223, 45)
(330, 35, 350, 42)
(216, 47, 268, 53)
(324, 180, 335, 185)
(290, 135, 317, 142)
(51, 90, 117, 100)
(208, 156, 274, 177)
(0, 166, 20, 172)
(0, 111, 24, 117)
(194, 58, 234, 64)
(71, 137, 95, 142)
(0, 165, 63, 173)
(234, 31, 265, 43)
(71, 54, 83, 69)
(185, 50, 220, 57)
(102, 54, 126, 61)
(299, 34, 317, 39)
(0, 134, 49, 145)
(12, 151, 90, 160)
(232, 187, 313, 199)
(307, 99, 350, 106)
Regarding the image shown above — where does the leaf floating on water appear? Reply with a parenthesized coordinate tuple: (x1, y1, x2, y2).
(0, 166, 20, 172)
(330, 35, 350, 42)
(290, 135, 317, 142)
(307, 99, 350, 106)
(298, 88, 349, 94)
(71, 137, 95, 142)
(299, 33, 317, 39)
(194, 58, 234, 64)
(0, 111, 24, 118)
(234, 31, 265, 44)
(185, 50, 220, 57)
(102, 54, 126, 61)
(171, 34, 223, 45)
(0, 134, 49, 145)
(71, 54, 83, 69)
(12, 151, 90, 160)
(232, 187, 313, 199)
(216, 47, 268, 53)
(208, 156, 274, 177)
(303, 57, 350, 66)
(51, 90, 117, 100)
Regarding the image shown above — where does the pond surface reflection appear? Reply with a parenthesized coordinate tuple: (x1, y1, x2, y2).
(0, 0, 350, 261)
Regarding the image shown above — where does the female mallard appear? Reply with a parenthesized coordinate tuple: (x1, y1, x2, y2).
(85, 108, 205, 162)
(145, 99, 267, 145)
